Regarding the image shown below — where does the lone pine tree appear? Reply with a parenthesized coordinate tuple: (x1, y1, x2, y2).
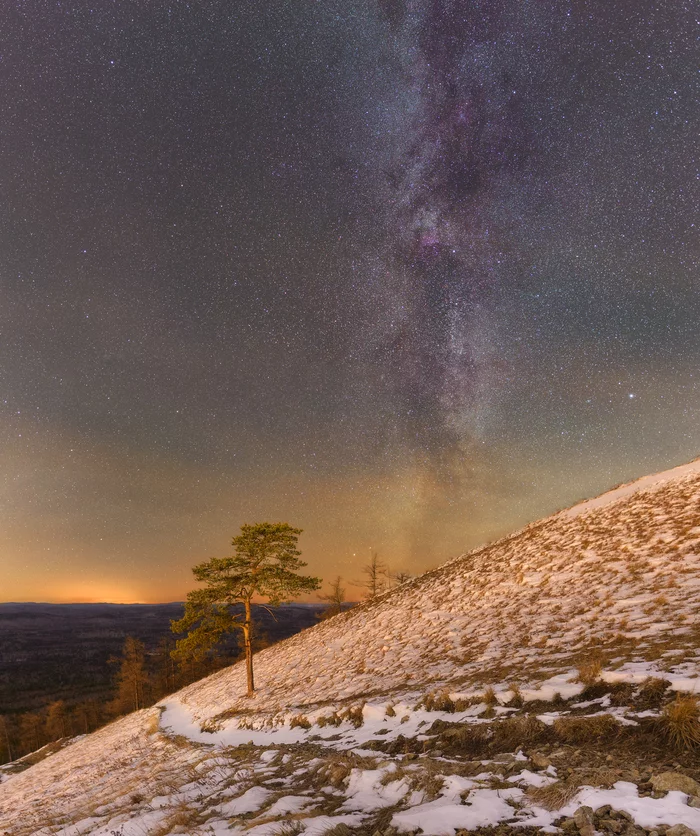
(172, 522, 321, 696)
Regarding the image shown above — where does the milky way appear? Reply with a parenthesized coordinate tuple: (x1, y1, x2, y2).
(0, 1, 697, 601)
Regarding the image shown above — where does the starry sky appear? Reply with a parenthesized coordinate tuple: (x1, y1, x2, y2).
(1, 0, 698, 603)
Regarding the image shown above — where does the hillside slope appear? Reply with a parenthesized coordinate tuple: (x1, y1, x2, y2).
(1, 458, 699, 836)
(178, 456, 700, 725)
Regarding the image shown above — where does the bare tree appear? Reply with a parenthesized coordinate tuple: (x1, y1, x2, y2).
(319, 576, 346, 619)
(392, 570, 413, 585)
(362, 552, 388, 598)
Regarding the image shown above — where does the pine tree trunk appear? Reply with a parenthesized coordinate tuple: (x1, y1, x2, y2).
(244, 597, 254, 695)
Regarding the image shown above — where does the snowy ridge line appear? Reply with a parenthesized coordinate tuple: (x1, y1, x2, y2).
(444, 455, 700, 570)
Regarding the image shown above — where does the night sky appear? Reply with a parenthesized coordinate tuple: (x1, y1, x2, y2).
(1, 0, 698, 603)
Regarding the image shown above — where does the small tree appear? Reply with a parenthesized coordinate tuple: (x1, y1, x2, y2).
(45, 700, 68, 741)
(18, 712, 43, 755)
(172, 522, 321, 696)
(362, 552, 388, 598)
(318, 575, 346, 620)
(0, 715, 14, 763)
(112, 636, 149, 713)
(392, 570, 412, 585)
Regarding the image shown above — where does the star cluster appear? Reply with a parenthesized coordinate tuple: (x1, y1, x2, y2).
(0, 0, 697, 602)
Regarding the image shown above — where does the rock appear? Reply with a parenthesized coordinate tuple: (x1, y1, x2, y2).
(618, 811, 633, 822)
(574, 805, 596, 836)
(595, 805, 613, 818)
(649, 831, 659, 836)
(666, 826, 698, 836)
(599, 818, 623, 833)
(689, 796, 700, 809)
(530, 752, 552, 770)
(560, 818, 578, 832)
(651, 772, 700, 797)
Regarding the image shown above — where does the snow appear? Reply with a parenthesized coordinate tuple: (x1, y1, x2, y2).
(561, 783, 700, 831)
(215, 785, 272, 815)
(393, 784, 523, 835)
(2, 457, 700, 835)
(562, 457, 700, 519)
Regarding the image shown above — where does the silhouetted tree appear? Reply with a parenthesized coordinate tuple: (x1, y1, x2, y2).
(318, 575, 346, 619)
(172, 522, 321, 696)
(362, 552, 388, 598)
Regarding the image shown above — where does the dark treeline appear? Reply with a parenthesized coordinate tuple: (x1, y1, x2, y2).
(0, 602, 327, 765)
(0, 634, 236, 764)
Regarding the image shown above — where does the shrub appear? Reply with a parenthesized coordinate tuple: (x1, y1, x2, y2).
(660, 694, 700, 749)
(289, 714, 311, 730)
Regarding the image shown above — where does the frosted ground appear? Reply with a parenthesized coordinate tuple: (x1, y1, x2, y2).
(1, 459, 699, 836)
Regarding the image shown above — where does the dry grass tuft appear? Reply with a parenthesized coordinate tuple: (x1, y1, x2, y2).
(344, 704, 365, 728)
(422, 690, 457, 713)
(492, 715, 550, 749)
(553, 714, 621, 744)
(483, 686, 498, 706)
(660, 694, 700, 749)
(316, 712, 342, 727)
(576, 659, 603, 686)
(507, 683, 524, 708)
(526, 780, 579, 810)
(289, 714, 311, 730)
(150, 803, 201, 836)
(636, 676, 670, 709)
(271, 822, 305, 836)
(570, 767, 618, 788)
(437, 723, 490, 756)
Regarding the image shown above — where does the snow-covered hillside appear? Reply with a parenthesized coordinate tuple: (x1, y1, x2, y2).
(1, 458, 700, 836)
(177, 456, 700, 725)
